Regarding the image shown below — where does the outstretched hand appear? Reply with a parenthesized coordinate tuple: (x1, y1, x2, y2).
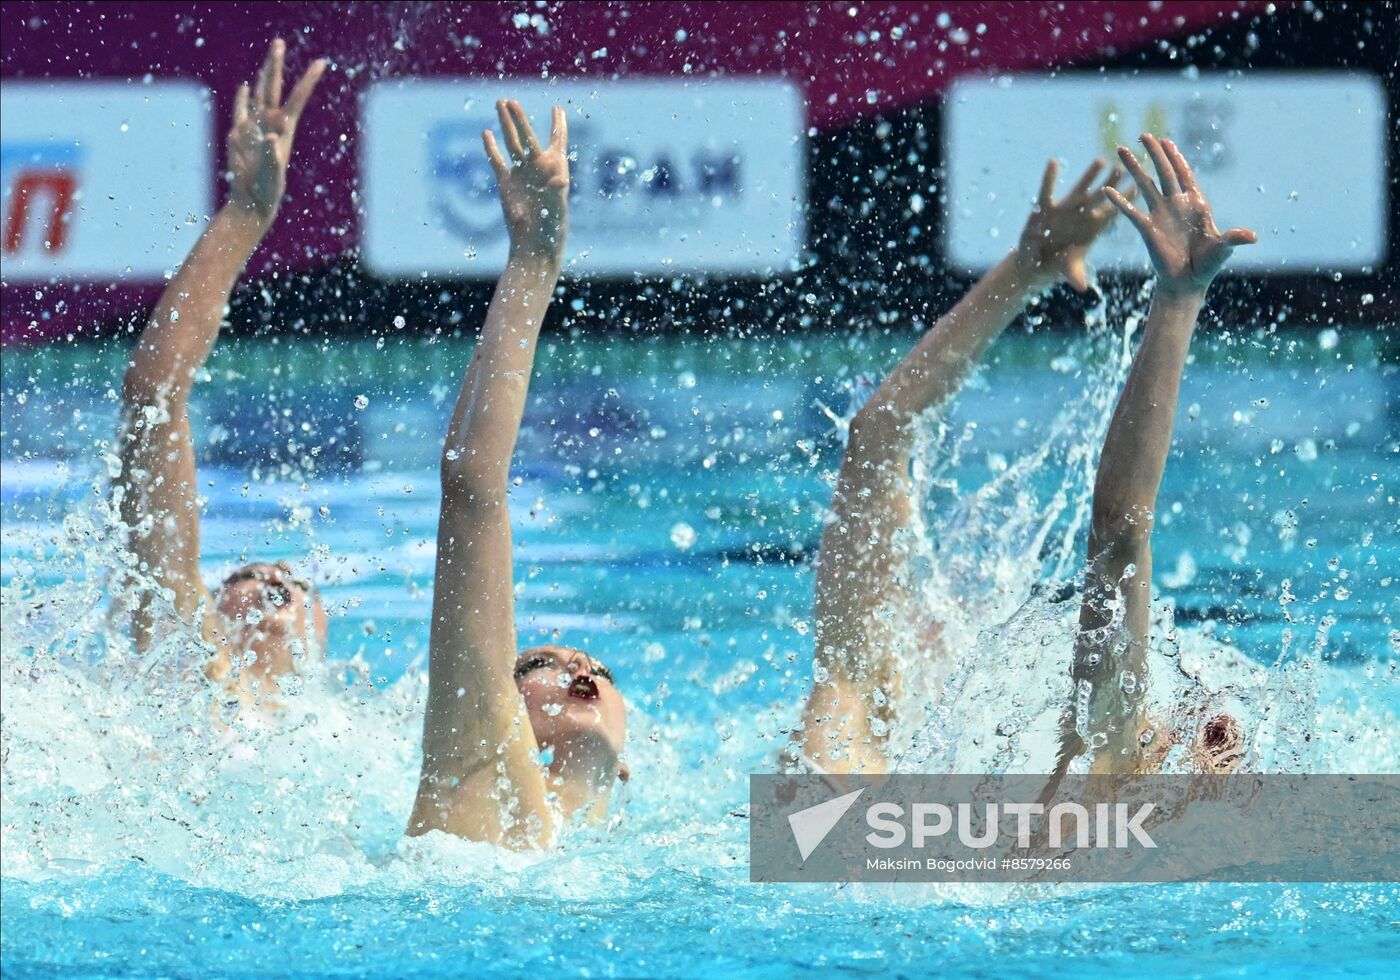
(1016, 158, 1130, 292)
(483, 100, 570, 264)
(1106, 134, 1257, 295)
(227, 38, 326, 225)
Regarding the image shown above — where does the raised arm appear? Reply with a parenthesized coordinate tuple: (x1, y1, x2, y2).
(1058, 135, 1256, 774)
(800, 160, 1127, 771)
(410, 102, 570, 847)
(115, 39, 324, 648)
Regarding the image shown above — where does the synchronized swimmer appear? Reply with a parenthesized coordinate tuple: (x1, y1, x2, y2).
(115, 40, 1254, 850)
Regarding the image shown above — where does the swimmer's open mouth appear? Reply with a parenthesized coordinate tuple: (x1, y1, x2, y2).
(567, 675, 599, 700)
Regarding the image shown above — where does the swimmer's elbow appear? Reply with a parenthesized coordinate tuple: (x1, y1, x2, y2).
(440, 448, 512, 517)
(843, 399, 914, 469)
(1089, 498, 1155, 554)
(119, 370, 185, 424)
(439, 460, 509, 511)
(1085, 504, 1154, 591)
(847, 400, 894, 446)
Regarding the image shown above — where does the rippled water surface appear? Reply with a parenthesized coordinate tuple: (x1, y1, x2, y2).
(2, 327, 1396, 977)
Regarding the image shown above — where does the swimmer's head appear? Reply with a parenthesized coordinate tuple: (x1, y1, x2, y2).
(212, 561, 328, 681)
(1191, 712, 1245, 774)
(514, 644, 629, 785)
(1120, 706, 1248, 775)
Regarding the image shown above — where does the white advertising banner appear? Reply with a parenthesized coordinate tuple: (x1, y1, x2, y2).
(361, 79, 805, 277)
(944, 73, 1387, 272)
(0, 81, 212, 282)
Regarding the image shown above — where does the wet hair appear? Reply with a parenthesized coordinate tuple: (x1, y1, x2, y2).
(1194, 713, 1246, 774)
(219, 561, 316, 606)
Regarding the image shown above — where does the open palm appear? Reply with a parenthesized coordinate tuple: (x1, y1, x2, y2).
(227, 39, 326, 223)
(1018, 158, 1130, 292)
(1106, 134, 1257, 292)
(482, 101, 570, 262)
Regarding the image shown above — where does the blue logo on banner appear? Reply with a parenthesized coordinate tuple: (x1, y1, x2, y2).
(426, 121, 501, 242)
(424, 118, 743, 245)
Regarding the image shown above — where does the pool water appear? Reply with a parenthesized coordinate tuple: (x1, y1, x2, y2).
(2, 317, 1396, 977)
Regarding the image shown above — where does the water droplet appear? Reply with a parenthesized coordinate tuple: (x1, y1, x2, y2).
(670, 522, 696, 550)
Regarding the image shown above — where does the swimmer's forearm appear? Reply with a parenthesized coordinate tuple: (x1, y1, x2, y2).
(122, 205, 268, 410)
(421, 252, 561, 842)
(440, 254, 561, 498)
(827, 248, 1043, 573)
(1089, 285, 1204, 546)
(850, 250, 1043, 455)
(814, 250, 1045, 699)
(1075, 286, 1202, 666)
(115, 205, 268, 637)
(1061, 286, 1203, 772)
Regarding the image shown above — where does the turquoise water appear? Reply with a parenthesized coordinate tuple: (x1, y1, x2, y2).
(2, 322, 1397, 977)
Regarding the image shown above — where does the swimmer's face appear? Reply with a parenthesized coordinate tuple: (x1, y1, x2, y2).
(214, 561, 328, 677)
(514, 645, 627, 776)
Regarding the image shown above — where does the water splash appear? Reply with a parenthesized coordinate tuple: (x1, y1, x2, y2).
(853, 286, 1395, 778)
(1, 313, 1394, 909)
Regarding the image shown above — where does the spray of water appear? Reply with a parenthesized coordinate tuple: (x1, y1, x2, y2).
(1, 292, 1393, 904)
